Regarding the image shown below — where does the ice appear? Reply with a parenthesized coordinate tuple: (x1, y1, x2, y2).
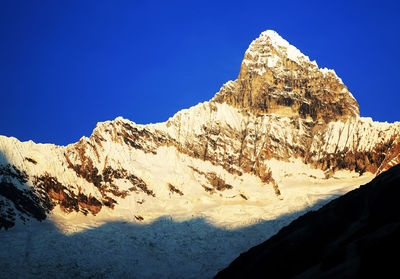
(0, 162, 374, 279)
(1, 29, 399, 279)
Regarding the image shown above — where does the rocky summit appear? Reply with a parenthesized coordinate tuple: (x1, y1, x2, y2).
(214, 30, 359, 122)
(0, 30, 399, 278)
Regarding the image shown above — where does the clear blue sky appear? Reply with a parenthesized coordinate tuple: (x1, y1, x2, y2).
(1, 0, 399, 145)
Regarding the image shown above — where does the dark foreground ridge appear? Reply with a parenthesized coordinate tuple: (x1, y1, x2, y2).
(215, 164, 400, 279)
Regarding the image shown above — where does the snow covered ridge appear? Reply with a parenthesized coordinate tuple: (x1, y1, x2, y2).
(1, 30, 400, 231)
(1, 29, 400, 278)
(1, 106, 399, 231)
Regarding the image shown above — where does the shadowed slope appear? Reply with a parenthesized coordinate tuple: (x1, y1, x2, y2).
(215, 164, 400, 279)
(0, 210, 322, 279)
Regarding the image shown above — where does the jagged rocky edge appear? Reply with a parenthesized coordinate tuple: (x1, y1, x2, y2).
(2, 104, 398, 230)
(0, 135, 158, 230)
(1, 30, 400, 230)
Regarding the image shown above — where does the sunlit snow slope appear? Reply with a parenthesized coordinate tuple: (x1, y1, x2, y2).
(0, 30, 399, 279)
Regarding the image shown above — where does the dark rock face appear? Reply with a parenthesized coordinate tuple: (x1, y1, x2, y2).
(213, 72, 359, 123)
(0, 160, 152, 229)
(213, 31, 360, 123)
(33, 173, 102, 215)
(0, 181, 47, 230)
(189, 166, 236, 195)
(1, 30, 399, 233)
(215, 164, 400, 279)
(0, 164, 48, 229)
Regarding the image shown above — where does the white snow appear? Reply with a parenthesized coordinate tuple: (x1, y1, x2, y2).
(241, 29, 347, 90)
(0, 159, 374, 279)
(260, 30, 307, 64)
(1, 29, 399, 279)
(0, 122, 380, 278)
(310, 117, 400, 154)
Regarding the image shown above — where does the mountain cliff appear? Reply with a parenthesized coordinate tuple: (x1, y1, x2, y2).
(1, 30, 399, 233)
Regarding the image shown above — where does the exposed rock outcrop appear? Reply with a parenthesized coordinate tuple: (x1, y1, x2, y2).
(0, 30, 399, 230)
(213, 30, 359, 122)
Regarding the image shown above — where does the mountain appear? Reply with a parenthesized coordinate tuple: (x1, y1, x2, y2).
(0, 30, 399, 278)
(215, 163, 400, 279)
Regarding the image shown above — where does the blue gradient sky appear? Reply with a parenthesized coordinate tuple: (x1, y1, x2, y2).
(1, 0, 399, 145)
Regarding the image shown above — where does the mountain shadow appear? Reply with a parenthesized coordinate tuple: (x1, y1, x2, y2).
(1, 210, 328, 279)
(0, 151, 50, 230)
(215, 164, 400, 279)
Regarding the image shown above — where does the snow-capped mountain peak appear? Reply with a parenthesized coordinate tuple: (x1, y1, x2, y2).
(252, 30, 312, 65)
(214, 30, 360, 123)
(0, 29, 399, 278)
